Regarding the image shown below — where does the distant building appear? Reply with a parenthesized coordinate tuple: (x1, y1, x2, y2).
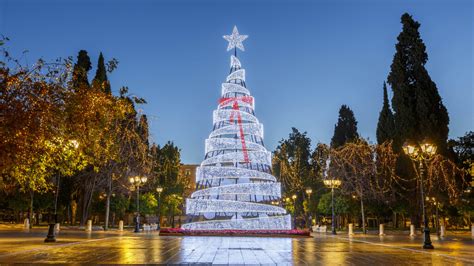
(180, 164, 198, 197)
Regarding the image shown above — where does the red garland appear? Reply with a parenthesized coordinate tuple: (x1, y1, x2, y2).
(160, 228, 310, 237)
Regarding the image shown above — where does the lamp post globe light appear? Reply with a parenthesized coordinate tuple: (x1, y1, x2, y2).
(305, 188, 313, 229)
(156, 186, 163, 230)
(129, 175, 147, 233)
(323, 178, 342, 235)
(403, 140, 437, 249)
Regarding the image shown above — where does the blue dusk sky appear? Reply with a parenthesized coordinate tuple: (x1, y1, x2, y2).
(1, 0, 472, 164)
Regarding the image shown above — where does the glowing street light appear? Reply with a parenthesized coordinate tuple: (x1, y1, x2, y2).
(324, 177, 342, 235)
(156, 186, 163, 230)
(129, 175, 147, 233)
(305, 188, 313, 229)
(403, 140, 437, 249)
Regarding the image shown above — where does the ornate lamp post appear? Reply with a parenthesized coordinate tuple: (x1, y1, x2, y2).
(323, 178, 342, 235)
(129, 175, 147, 233)
(156, 186, 163, 230)
(291, 194, 297, 229)
(403, 140, 436, 249)
(305, 188, 313, 230)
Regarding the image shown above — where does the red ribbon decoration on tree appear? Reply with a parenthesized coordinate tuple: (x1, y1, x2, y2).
(219, 96, 253, 163)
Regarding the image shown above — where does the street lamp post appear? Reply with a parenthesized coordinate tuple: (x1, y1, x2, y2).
(129, 175, 148, 233)
(323, 178, 342, 235)
(292, 194, 297, 229)
(403, 140, 437, 249)
(156, 186, 163, 230)
(305, 188, 313, 230)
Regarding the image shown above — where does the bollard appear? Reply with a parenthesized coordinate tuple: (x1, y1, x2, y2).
(379, 224, 385, 236)
(118, 220, 124, 231)
(54, 223, 60, 232)
(86, 220, 92, 232)
(23, 218, 30, 230)
(440, 225, 446, 238)
(410, 224, 416, 237)
(348, 223, 354, 236)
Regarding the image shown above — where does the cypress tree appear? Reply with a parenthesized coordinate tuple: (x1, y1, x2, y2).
(137, 114, 149, 148)
(72, 50, 92, 90)
(387, 13, 449, 153)
(331, 105, 359, 148)
(92, 52, 111, 94)
(376, 82, 395, 144)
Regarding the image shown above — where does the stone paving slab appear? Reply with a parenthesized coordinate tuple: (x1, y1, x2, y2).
(0, 229, 472, 264)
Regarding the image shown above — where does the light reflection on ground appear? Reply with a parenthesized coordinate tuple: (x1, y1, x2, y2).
(0, 229, 472, 264)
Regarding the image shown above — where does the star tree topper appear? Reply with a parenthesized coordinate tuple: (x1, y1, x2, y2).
(223, 26, 248, 52)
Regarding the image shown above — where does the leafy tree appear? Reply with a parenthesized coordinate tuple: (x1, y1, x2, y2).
(272, 128, 312, 220)
(330, 105, 359, 148)
(387, 13, 449, 153)
(129, 192, 157, 216)
(150, 142, 187, 226)
(376, 82, 395, 144)
(72, 50, 92, 90)
(317, 192, 357, 218)
(309, 143, 330, 222)
(92, 52, 111, 94)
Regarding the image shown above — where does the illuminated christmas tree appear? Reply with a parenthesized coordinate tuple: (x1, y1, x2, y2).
(182, 26, 291, 230)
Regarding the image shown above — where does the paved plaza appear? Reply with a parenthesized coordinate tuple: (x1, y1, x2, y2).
(0, 228, 472, 264)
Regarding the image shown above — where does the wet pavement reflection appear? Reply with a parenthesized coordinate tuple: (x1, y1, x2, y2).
(0, 229, 472, 264)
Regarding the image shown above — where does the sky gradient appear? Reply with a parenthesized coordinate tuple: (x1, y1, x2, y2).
(1, 0, 472, 163)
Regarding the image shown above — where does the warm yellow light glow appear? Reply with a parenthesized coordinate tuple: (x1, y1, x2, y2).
(70, 139, 79, 149)
(156, 186, 163, 193)
(141, 176, 148, 183)
(402, 142, 419, 158)
(305, 188, 312, 195)
(420, 142, 437, 156)
(128, 177, 134, 184)
(292, 194, 297, 200)
(323, 179, 342, 189)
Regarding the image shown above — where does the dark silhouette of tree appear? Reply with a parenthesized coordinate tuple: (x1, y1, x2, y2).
(330, 105, 359, 148)
(387, 13, 449, 153)
(376, 82, 395, 144)
(72, 50, 92, 90)
(92, 52, 111, 94)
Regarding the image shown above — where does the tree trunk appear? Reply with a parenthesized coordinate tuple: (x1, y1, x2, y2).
(80, 176, 97, 226)
(29, 190, 34, 229)
(71, 199, 77, 225)
(104, 174, 112, 230)
(360, 197, 366, 234)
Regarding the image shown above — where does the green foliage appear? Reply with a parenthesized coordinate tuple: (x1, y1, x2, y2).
(317, 192, 356, 216)
(92, 52, 111, 94)
(150, 142, 187, 217)
(130, 192, 157, 216)
(72, 50, 92, 89)
(376, 82, 395, 144)
(387, 13, 449, 153)
(110, 194, 130, 219)
(330, 105, 359, 148)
